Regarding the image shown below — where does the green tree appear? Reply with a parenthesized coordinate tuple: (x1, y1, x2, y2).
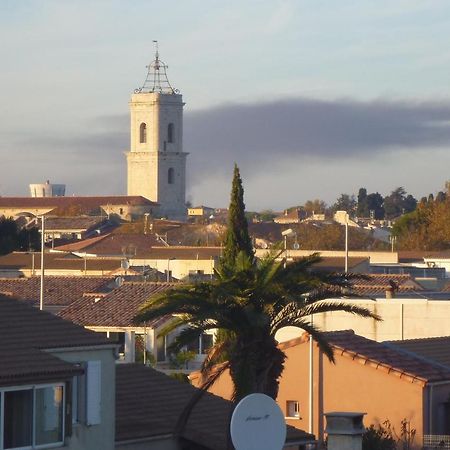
(366, 192, 385, 219)
(383, 187, 417, 219)
(135, 253, 380, 402)
(0, 217, 40, 255)
(332, 193, 357, 215)
(222, 164, 254, 268)
(357, 188, 369, 217)
(303, 199, 327, 215)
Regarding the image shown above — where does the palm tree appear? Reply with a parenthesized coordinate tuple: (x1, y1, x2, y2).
(134, 251, 380, 402)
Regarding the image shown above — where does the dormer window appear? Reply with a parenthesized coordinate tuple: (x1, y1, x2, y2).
(168, 123, 174, 143)
(139, 123, 147, 144)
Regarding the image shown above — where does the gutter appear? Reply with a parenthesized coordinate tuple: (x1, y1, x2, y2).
(115, 434, 174, 445)
(43, 344, 119, 353)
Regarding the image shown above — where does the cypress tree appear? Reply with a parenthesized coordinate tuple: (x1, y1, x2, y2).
(222, 164, 254, 268)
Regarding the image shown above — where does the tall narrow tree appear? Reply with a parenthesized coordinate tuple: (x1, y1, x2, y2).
(222, 164, 253, 268)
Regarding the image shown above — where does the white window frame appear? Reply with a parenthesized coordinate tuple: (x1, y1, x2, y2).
(286, 400, 300, 419)
(0, 383, 65, 450)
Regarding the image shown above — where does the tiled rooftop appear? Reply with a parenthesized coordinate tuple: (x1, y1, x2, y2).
(0, 294, 112, 385)
(0, 276, 114, 307)
(54, 233, 160, 255)
(55, 236, 223, 259)
(349, 274, 423, 295)
(58, 282, 174, 327)
(0, 195, 157, 209)
(0, 252, 123, 273)
(387, 336, 450, 370)
(43, 216, 108, 231)
(280, 330, 450, 383)
(116, 364, 314, 449)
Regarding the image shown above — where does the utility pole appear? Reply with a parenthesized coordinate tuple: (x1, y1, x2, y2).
(39, 215, 45, 311)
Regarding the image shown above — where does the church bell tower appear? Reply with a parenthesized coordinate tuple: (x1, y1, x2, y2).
(126, 43, 187, 220)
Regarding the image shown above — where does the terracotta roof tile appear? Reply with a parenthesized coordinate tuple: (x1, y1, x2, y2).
(349, 274, 423, 295)
(43, 216, 108, 231)
(0, 195, 157, 209)
(116, 364, 314, 448)
(0, 252, 123, 273)
(386, 336, 450, 369)
(58, 282, 174, 327)
(0, 294, 112, 385)
(0, 276, 114, 307)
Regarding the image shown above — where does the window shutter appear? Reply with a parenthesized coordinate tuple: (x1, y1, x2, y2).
(86, 360, 101, 425)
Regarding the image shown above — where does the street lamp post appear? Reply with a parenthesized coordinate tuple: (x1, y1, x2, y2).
(40, 214, 45, 311)
(167, 258, 176, 282)
(281, 228, 296, 268)
(345, 214, 349, 273)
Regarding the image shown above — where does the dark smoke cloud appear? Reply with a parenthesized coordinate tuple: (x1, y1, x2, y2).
(184, 97, 450, 174)
(3, 97, 450, 196)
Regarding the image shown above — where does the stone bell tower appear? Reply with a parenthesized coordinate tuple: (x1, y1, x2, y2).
(126, 43, 187, 220)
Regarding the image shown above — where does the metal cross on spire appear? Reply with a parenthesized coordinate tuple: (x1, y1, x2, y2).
(135, 41, 178, 94)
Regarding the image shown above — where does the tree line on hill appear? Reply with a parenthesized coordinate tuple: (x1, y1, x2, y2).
(280, 186, 420, 220)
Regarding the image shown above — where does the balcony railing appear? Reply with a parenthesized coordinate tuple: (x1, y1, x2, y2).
(424, 435, 450, 449)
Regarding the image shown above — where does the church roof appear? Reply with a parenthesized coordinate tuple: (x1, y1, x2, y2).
(0, 195, 158, 209)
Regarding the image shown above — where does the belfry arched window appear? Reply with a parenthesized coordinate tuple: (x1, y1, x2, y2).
(168, 123, 174, 143)
(168, 168, 175, 184)
(139, 123, 147, 144)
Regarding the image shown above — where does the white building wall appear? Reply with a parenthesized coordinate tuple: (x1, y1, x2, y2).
(275, 297, 450, 343)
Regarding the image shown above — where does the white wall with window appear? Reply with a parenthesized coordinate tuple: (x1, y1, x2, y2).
(48, 348, 116, 450)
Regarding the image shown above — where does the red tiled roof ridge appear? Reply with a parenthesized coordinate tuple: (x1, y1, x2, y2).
(53, 233, 112, 251)
(330, 345, 428, 383)
(278, 330, 355, 351)
(388, 335, 450, 343)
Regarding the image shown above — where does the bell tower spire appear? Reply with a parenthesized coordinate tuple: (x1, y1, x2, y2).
(135, 40, 177, 95)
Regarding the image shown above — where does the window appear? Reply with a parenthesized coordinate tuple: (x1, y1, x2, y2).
(139, 122, 147, 144)
(1, 384, 64, 449)
(286, 400, 300, 418)
(168, 168, 175, 184)
(167, 123, 174, 143)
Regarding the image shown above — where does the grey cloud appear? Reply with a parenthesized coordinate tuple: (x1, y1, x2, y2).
(184, 97, 450, 175)
(3, 96, 450, 197)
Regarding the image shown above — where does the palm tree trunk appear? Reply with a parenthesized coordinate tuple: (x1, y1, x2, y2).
(229, 335, 285, 402)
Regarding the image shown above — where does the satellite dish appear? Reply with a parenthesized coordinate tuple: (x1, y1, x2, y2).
(121, 259, 130, 270)
(230, 393, 286, 450)
(293, 242, 300, 250)
(115, 276, 124, 287)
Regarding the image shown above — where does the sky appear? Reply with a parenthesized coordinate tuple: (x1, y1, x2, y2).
(1, 0, 450, 210)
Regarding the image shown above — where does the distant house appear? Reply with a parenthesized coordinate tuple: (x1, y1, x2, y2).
(274, 209, 306, 224)
(116, 364, 315, 450)
(0, 294, 117, 449)
(187, 205, 215, 218)
(54, 240, 222, 280)
(192, 330, 450, 448)
(58, 281, 219, 368)
(37, 216, 114, 244)
(0, 252, 125, 277)
(59, 282, 176, 364)
(0, 195, 157, 221)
